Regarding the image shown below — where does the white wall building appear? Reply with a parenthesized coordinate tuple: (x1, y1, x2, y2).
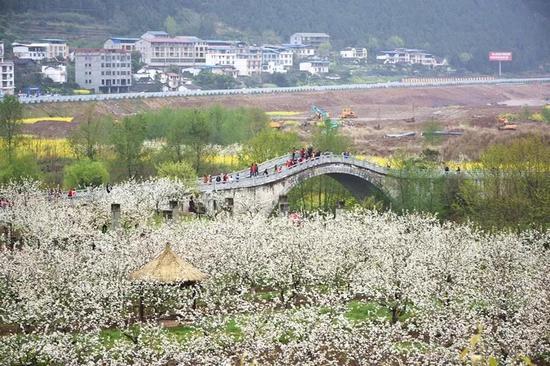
(261, 46, 293, 73)
(0, 61, 15, 96)
(136, 31, 207, 68)
(41, 65, 67, 84)
(290, 33, 330, 48)
(234, 47, 262, 76)
(376, 48, 447, 67)
(75, 48, 132, 94)
(104, 37, 140, 52)
(205, 46, 237, 66)
(282, 43, 316, 59)
(340, 47, 368, 60)
(12, 39, 68, 61)
(299, 60, 329, 75)
(42, 39, 69, 59)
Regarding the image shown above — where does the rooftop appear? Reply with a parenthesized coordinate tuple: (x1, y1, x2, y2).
(75, 48, 130, 54)
(292, 32, 330, 38)
(130, 244, 207, 284)
(41, 38, 67, 43)
(109, 37, 140, 43)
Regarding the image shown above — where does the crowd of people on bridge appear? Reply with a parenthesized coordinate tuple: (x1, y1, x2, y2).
(201, 147, 351, 186)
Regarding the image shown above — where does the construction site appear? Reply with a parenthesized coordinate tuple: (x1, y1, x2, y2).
(21, 82, 550, 160)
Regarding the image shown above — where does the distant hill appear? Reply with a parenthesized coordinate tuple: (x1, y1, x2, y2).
(0, 0, 548, 72)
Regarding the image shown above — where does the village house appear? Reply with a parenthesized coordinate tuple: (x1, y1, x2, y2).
(290, 33, 330, 49)
(104, 37, 140, 52)
(261, 45, 293, 73)
(299, 59, 330, 75)
(340, 47, 368, 61)
(12, 39, 68, 61)
(376, 48, 447, 67)
(234, 47, 262, 76)
(0, 42, 15, 96)
(205, 45, 237, 67)
(136, 31, 207, 68)
(41, 65, 67, 83)
(75, 48, 132, 93)
(282, 43, 316, 59)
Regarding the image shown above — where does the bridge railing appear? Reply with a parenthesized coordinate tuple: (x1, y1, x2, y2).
(199, 153, 389, 192)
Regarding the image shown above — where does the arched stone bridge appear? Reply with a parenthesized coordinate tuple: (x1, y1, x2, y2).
(198, 153, 396, 216)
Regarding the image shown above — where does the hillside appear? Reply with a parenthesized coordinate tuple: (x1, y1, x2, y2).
(0, 0, 549, 71)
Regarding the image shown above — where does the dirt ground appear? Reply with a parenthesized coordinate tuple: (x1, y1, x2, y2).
(22, 83, 550, 159)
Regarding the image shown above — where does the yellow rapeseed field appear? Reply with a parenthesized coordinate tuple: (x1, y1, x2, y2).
(18, 138, 75, 159)
(266, 111, 301, 117)
(21, 117, 74, 124)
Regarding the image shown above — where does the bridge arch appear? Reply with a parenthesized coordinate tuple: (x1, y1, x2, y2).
(275, 163, 390, 206)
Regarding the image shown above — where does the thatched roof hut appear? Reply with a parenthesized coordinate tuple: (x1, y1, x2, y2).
(130, 244, 207, 284)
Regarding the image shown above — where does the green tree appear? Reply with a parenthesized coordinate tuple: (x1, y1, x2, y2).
(422, 118, 443, 145)
(182, 110, 212, 173)
(388, 156, 447, 217)
(318, 42, 332, 58)
(455, 136, 550, 231)
(157, 161, 197, 183)
(241, 128, 300, 165)
(111, 116, 147, 178)
(63, 159, 110, 189)
(193, 71, 237, 90)
(312, 119, 352, 153)
(131, 51, 145, 73)
(366, 35, 380, 50)
(0, 95, 23, 163)
(68, 104, 108, 160)
(164, 15, 178, 36)
(386, 35, 405, 49)
(542, 105, 550, 122)
(0, 153, 42, 184)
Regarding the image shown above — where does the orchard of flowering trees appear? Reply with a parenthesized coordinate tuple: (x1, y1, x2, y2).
(0, 179, 548, 365)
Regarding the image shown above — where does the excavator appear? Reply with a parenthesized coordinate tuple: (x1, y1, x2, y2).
(339, 107, 357, 119)
(311, 105, 330, 120)
(309, 105, 340, 130)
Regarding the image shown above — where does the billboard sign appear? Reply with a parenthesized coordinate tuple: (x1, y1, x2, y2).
(489, 52, 512, 62)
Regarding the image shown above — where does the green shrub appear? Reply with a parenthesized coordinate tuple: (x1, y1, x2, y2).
(156, 161, 197, 183)
(63, 159, 109, 189)
(0, 152, 42, 184)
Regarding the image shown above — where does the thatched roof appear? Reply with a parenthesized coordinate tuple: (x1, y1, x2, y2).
(130, 244, 207, 284)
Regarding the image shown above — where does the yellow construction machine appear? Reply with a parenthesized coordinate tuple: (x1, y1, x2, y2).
(340, 107, 357, 119)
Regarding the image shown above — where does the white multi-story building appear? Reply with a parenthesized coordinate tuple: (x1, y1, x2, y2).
(261, 46, 293, 73)
(0, 42, 15, 96)
(290, 33, 330, 49)
(376, 48, 447, 67)
(104, 37, 140, 52)
(42, 39, 69, 59)
(205, 46, 237, 66)
(0, 62, 15, 96)
(41, 65, 67, 84)
(299, 59, 329, 75)
(75, 48, 132, 94)
(12, 39, 68, 61)
(283, 43, 316, 59)
(136, 31, 207, 68)
(234, 47, 262, 76)
(340, 47, 368, 60)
